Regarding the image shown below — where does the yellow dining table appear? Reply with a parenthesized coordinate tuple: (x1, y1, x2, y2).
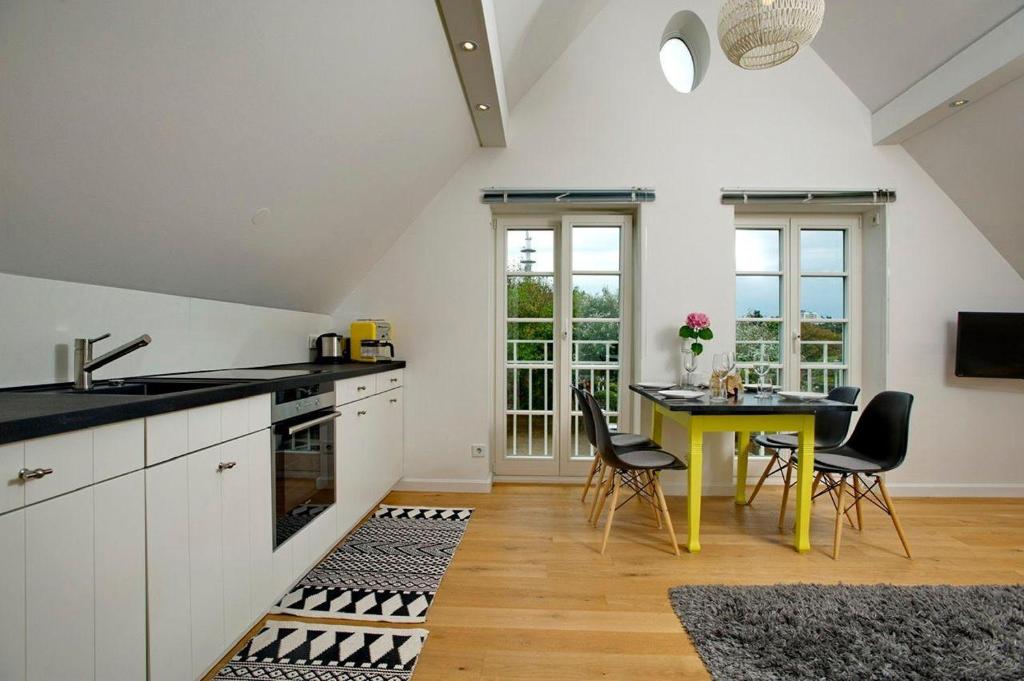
(629, 385, 857, 553)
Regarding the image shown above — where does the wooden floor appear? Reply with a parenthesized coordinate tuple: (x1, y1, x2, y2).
(207, 484, 1024, 680)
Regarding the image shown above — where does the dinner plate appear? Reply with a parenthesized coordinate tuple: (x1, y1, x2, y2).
(658, 389, 704, 399)
(778, 391, 828, 402)
(636, 381, 675, 389)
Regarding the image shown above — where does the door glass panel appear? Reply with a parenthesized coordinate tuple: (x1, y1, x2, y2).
(736, 275, 780, 318)
(800, 276, 845, 319)
(800, 322, 845, 364)
(736, 229, 781, 271)
(506, 322, 554, 362)
(507, 276, 554, 318)
(506, 230, 554, 273)
(735, 319, 783, 387)
(572, 275, 619, 317)
(506, 367, 554, 458)
(800, 230, 844, 272)
(571, 227, 620, 271)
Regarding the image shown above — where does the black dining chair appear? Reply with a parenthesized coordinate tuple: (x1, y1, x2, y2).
(812, 390, 915, 559)
(581, 390, 685, 555)
(571, 384, 656, 505)
(746, 385, 861, 529)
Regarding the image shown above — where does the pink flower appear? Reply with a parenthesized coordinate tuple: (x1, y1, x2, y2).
(686, 312, 710, 330)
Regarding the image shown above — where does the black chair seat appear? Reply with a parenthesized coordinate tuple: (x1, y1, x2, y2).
(813, 449, 883, 474)
(618, 449, 687, 471)
(611, 432, 654, 449)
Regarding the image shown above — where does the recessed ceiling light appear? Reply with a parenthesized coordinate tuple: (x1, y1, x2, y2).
(950, 98, 969, 108)
(460, 41, 478, 51)
(476, 103, 490, 111)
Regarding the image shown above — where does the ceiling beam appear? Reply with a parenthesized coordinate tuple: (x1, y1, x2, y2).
(436, 0, 509, 147)
(872, 8, 1024, 145)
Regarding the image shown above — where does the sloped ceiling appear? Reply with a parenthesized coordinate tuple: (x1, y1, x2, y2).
(0, 0, 477, 313)
(813, 0, 1024, 279)
(493, 0, 608, 110)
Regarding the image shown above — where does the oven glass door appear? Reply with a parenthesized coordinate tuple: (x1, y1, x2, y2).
(273, 408, 337, 548)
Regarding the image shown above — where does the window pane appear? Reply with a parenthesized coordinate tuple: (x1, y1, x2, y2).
(736, 275, 781, 318)
(572, 227, 620, 271)
(572, 321, 619, 364)
(506, 229, 554, 273)
(800, 276, 845, 319)
(800, 322, 845, 364)
(736, 229, 781, 272)
(735, 320, 782, 363)
(507, 322, 553, 363)
(573, 275, 619, 318)
(800, 230, 845, 273)
(507, 276, 554, 318)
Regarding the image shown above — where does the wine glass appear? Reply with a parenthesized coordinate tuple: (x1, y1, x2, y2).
(682, 352, 698, 387)
(752, 346, 772, 398)
(710, 353, 729, 402)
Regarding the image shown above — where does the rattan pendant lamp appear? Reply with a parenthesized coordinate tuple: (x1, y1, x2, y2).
(718, 0, 825, 70)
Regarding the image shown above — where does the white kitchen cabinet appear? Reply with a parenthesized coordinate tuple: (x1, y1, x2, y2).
(0, 509, 25, 681)
(336, 374, 375, 405)
(1, 441, 25, 513)
(188, 445, 227, 679)
(220, 435, 254, 640)
(247, 429, 275, 611)
(146, 457, 193, 681)
(375, 368, 403, 392)
(188, 404, 223, 453)
(94, 471, 147, 680)
(93, 419, 144, 481)
(25, 486, 94, 681)
(23, 428, 93, 505)
(382, 387, 405, 488)
(147, 409, 189, 466)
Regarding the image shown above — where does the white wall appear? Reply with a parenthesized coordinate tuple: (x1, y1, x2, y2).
(335, 0, 1024, 496)
(0, 273, 333, 388)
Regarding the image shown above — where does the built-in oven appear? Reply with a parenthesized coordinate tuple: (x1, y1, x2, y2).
(272, 381, 337, 549)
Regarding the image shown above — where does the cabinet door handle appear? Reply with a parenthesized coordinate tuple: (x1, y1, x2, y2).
(390, 378, 398, 383)
(217, 461, 237, 472)
(357, 385, 367, 391)
(390, 398, 398, 404)
(18, 467, 53, 481)
(357, 410, 367, 416)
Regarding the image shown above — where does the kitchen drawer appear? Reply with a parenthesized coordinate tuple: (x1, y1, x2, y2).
(248, 394, 271, 432)
(1, 442, 25, 513)
(93, 419, 144, 482)
(146, 410, 188, 466)
(23, 429, 94, 505)
(187, 404, 222, 452)
(336, 375, 374, 405)
(221, 398, 250, 441)
(376, 369, 403, 392)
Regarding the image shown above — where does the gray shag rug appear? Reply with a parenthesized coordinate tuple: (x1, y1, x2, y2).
(668, 584, 1024, 681)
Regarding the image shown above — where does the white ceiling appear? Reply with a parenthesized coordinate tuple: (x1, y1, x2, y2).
(493, 0, 608, 109)
(813, 0, 1024, 112)
(903, 75, 1024, 277)
(0, 0, 477, 313)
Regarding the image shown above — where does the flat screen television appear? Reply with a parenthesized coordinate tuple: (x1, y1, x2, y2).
(954, 312, 1024, 379)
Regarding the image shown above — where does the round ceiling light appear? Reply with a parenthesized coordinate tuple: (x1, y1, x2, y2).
(659, 37, 696, 93)
(718, 0, 825, 70)
(949, 98, 969, 108)
(476, 103, 490, 111)
(460, 41, 478, 52)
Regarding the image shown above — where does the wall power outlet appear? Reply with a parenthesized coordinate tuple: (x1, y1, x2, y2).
(470, 444, 488, 459)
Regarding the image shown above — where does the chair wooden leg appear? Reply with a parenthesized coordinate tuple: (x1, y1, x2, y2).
(644, 472, 662, 528)
(590, 467, 610, 525)
(746, 452, 778, 506)
(824, 473, 858, 528)
(878, 477, 912, 559)
(600, 473, 621, 555)
(832, 475, 847, 559)
(652, 472, 680, 556)
(853, 475, 864, 531)
(812, 471, 823, 500)
(581, 456, 601, 503)
(778, 457, 794, 529)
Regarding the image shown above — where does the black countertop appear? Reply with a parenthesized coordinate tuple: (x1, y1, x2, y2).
(629, 384, 857, 414)
(0, 361, 405, 445)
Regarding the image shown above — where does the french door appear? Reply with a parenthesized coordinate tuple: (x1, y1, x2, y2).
(494, 215, 633, 477)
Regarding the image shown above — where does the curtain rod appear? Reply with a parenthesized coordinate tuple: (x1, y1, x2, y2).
(481, 187, 655, 204)
(721, 188, 896, 205)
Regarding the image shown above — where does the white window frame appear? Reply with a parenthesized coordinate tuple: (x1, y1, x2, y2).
(735, 214, 861, 393)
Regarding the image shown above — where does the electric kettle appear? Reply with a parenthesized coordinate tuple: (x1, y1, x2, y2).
(315, 333, 347, 363)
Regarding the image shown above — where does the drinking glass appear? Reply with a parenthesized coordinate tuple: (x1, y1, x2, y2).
(709, 353, 729, 402)
(682, 351, 698, 387)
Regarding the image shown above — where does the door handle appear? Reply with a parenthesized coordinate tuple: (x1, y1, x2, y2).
(217, 461, 237, 472)
(286, 410, 341, 435)
(18, 467, 53, 481)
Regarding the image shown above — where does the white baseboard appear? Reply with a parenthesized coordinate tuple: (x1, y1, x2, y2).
(492, 475, 586, 484)
(392, 476, 493, 493)
(882, 483, 1024, 498)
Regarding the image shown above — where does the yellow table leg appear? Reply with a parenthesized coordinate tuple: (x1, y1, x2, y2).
(687, 421, 703, 553)
(735, 431, 750, 504)
(651, 406, 663, 445)
(792, 415, 815, 553)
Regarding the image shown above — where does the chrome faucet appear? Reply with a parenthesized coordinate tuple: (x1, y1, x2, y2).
(73, 333, 152, 390)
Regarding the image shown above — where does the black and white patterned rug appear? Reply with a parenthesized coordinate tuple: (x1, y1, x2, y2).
(273, 505, 474, 623)
(213, 620, 427, 680)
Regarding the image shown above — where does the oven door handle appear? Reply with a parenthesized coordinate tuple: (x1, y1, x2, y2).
(286, 410, 341, 435)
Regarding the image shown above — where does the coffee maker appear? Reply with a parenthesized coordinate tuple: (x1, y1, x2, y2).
(349, 320, 395, 363)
